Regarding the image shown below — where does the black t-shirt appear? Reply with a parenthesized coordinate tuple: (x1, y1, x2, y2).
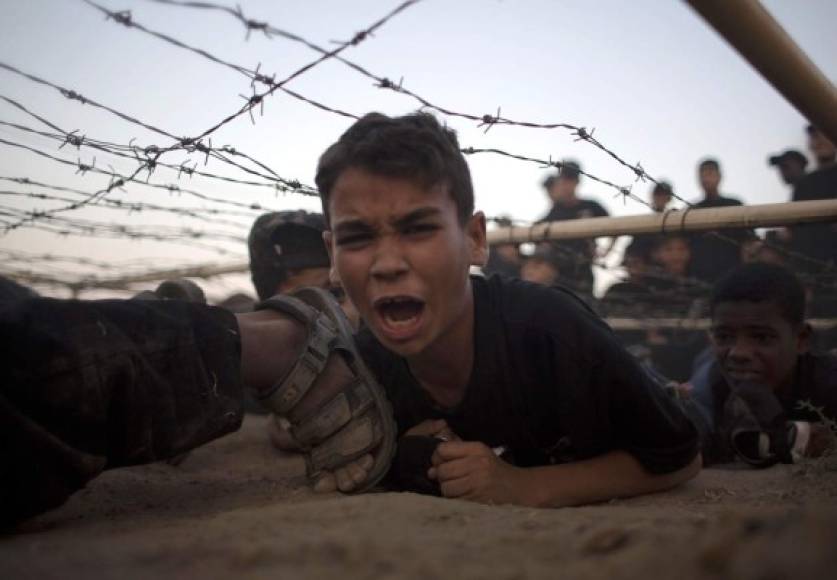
(356, 275, 699, 474)
(689, 195, 746, 282)
(542, 198, 609, 223)
(539, 199, 609, 287)
(790, 165, 837, 266)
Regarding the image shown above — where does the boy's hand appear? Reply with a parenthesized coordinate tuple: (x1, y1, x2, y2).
(428, 441, 526, 505)
(405, 419, 460, 441)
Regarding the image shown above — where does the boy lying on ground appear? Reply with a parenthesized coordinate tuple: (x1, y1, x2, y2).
(277, 111, 701, 506)
(689, 263, 837, 466)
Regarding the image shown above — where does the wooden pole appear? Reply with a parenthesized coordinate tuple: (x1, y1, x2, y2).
(6, 200, 837, 291)
(606, 317, 837, 331)
(686, 0, 837, 143)
(487, 198, 837, 245)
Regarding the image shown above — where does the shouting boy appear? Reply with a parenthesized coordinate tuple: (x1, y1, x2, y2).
(314, 112, 700, 506)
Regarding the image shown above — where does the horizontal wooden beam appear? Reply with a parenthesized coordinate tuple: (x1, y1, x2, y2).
(686, 0, 837, 143)
(487, 199, 837, 244)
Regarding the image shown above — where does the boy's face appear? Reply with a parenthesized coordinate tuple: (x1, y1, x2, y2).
(653, 237, 690, 277)
(651, 191, 671, 212)
(698, 166, 721, 193)
(710, 300, 809, 392)
(324, 168, 487, 357)
(548, 177, 578, 203)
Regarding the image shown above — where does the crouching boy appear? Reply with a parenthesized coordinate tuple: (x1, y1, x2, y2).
(313, 111, 701, 506)
(690, 262, 837, 466)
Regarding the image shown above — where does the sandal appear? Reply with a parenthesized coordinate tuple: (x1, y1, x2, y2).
(257, 287, 397, 492)
(724, 385, 792, 467)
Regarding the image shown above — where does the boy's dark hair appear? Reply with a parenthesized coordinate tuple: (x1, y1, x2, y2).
(710, 263, 806, 326)
(315, 112, 474, 225)
(698, 158, 720, 172)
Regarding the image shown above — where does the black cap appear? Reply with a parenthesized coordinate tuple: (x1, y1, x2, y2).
(542, 160, 581, 189)
(652, 181, 673, 195)
(558, 160, 581, 180)
(768, 149, 808, 168)
(248, 210, 330, 299)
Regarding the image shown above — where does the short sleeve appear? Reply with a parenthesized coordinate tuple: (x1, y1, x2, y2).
(592, 201, 609, 218)
(534, 289, 699, 474)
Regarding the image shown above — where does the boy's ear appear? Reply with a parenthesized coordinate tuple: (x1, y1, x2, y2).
(796, 322, 812, 354)
(322, 230, 340, 284)
(466, 211, 488, 267)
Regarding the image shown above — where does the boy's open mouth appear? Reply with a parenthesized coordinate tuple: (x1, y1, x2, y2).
(373, 296, 425, 339)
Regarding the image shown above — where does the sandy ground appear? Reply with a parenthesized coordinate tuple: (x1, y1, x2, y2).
(2, 416, 836, 580)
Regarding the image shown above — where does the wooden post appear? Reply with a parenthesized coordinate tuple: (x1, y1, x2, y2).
(686, 0, 837, 143)
(486, 198, 837, 244)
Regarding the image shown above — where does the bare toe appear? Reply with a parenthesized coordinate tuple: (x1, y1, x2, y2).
(313, 473, 338, 493)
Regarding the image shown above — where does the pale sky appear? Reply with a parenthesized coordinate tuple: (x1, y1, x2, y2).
(1, 0, 835, 299)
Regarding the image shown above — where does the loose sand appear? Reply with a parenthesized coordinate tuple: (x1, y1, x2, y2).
(2, 416, 836, 580)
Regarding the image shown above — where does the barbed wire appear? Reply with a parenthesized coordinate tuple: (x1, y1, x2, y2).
(0, 175, 261, 220)
(144, 0, 664, 192)
(81, 0, 421, 142)
(87, 0, 837, 278)
(0, 105, 314, 197)
(128, 0, 837, 278)
(0, 202, 245, 243)
(0, 62, 316, 194)
(0, 186, 249, 229)
(0, 137, 288, 213)
(0, 248, 195, 271)
(3, 0, 835, 304)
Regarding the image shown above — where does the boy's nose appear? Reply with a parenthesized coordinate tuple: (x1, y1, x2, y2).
(727, 338, 754, 361)
(370, 239, 408, 281)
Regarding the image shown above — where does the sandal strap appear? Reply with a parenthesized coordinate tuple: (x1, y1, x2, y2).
(305, 413, 383, 478)
(256, 295, 339, 415)
(291, 378, 374, 447)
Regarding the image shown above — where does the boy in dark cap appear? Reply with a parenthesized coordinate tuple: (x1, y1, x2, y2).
(315, 111, 700, 506)
(249, 209, 358, 327)
(768, 149, 808, 187)
(788, 126, 837, 271)
(249, 210, 331, 299)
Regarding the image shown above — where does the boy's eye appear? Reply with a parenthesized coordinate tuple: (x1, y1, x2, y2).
(402, 223, 439, 236)
(711, 331, 733, 345)
(752, 332, 774, 345)
(336, 233, 373, 248)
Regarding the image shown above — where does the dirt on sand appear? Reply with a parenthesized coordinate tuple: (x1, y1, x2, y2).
(2, 416, 836, 580)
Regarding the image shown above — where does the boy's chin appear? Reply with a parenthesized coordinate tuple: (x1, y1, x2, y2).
(368, 323, 430, 358)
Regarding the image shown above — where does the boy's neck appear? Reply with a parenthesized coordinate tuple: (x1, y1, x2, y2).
(406, 279, 476, 409)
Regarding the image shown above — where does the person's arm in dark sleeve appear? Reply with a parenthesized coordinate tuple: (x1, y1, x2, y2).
(1, 298, 243, 523)
(427, 289, 700, 508)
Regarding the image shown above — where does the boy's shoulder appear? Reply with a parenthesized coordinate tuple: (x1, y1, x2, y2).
(476, 274, 606, 331)
(797, 351, 837, 410)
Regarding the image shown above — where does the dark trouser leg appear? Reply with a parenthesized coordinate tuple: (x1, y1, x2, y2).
(0, 298, 244, 524)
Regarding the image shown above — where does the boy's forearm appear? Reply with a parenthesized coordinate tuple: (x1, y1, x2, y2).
(518, 450, 702, 508)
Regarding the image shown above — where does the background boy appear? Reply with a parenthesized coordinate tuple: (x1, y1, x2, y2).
(690, 263, 836, 465)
